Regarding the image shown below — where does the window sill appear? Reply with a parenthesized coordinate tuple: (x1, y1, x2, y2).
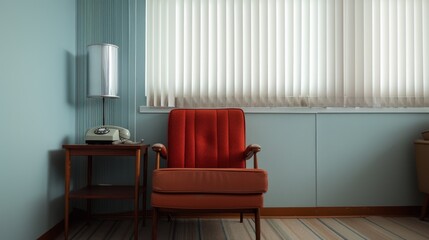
(139, 106, 429, 114)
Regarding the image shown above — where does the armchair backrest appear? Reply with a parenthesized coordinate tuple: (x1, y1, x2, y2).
(167, 109, 246, 168)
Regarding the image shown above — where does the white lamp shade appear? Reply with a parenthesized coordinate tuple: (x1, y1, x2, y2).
(87, 44, 119, 98)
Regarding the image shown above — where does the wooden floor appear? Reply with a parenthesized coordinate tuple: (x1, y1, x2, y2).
(57, 216, 429, 240)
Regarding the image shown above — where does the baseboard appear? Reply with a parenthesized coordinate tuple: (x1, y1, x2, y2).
(37, 220, 64, 240)
(37, 211, 79, 240)
(260, 206, 421, 217)
(38, 206, 420, 239)
(153, 206, 421, 218)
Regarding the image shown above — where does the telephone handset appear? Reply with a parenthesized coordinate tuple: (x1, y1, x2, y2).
(103, 125, 130, 140)
(85, 125, 131, 144)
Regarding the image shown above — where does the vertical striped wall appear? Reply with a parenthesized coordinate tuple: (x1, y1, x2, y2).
(77, 0, 133, 142)
(76, 0, 139, 212)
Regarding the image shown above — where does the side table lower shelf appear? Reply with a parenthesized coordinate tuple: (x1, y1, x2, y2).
(70, 185, 145, 199)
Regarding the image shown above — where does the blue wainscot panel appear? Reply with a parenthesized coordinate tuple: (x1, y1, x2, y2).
(246, 113, 317, 207)
(317, 113, 427, 206)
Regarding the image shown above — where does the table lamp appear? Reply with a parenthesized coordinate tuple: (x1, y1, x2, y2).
(87, 43, 119, 125)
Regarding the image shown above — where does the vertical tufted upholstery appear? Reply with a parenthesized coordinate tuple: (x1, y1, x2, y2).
(167, 109, 246, 168)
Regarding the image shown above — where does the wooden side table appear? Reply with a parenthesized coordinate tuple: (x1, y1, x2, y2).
(63, 144, 149, 240)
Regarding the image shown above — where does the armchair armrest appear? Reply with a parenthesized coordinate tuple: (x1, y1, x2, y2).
(152, 143, 168, 169)
(244, 144, 261, 160)
(244, 144, 261, 169)
(152, 143, 168, 158)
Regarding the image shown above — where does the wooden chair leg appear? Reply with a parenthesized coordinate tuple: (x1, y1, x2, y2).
(255, 208, 261, 240)
(240, 212, 243, 223)
(152, 207, 158, 240)
(420, 194, 429, 220)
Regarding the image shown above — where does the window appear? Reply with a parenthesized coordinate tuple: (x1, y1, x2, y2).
(145, 0, 429, 108)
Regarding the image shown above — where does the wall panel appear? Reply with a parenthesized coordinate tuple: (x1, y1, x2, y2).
(317, 113, 427, 206)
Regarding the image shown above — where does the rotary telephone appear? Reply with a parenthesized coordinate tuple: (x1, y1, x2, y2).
(85, 125, 132, 144)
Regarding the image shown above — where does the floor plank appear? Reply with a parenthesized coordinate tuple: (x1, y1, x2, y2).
(60, 216, 429, 240)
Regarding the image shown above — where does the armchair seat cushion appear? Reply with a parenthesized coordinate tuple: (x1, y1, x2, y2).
(152, 168, 268, 194)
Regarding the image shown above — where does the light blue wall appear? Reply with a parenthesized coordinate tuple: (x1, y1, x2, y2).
(136, 112, 427, 208)
(75, 0, 427, 215)
(317, 113, 427, 206)
(5, 1, 426, 238)
(0, 0, 76, 239)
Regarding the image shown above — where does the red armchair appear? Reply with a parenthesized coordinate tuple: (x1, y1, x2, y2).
(151, 108, 268, 240)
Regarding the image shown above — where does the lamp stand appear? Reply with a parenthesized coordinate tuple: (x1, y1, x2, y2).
(102, 97, 106, 126)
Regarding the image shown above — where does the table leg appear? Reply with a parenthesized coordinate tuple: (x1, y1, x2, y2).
(64, 150, 71, 240)
(142, 149, 148, 226)
(134, 150, 141, 240)
(420, 194, 429, 220)
(87, 156, 92, 219)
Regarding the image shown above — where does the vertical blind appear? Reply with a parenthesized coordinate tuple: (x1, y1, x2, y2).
(146, 0, 429, 108)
